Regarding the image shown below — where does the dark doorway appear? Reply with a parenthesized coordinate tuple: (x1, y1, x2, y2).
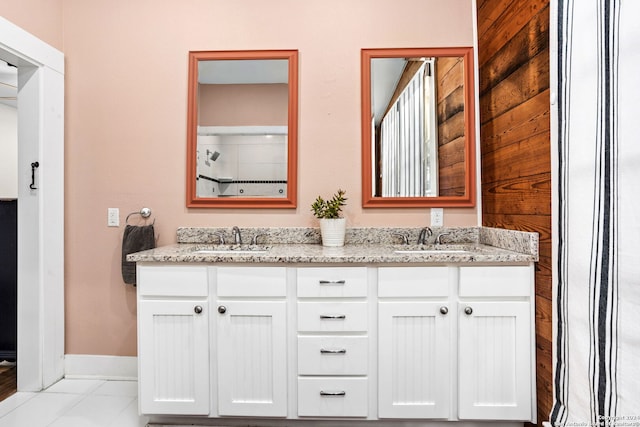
(0, 199, 17, 360)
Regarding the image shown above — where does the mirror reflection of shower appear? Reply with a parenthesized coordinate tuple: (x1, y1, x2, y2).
(196, 126, 288, 198)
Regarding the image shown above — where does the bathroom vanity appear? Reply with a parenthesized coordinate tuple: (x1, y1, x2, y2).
(129, 227, 538, 426)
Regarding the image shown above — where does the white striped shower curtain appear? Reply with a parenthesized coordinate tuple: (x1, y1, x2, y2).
(551, 0, 640, 425)
(379, 62, 437, 197)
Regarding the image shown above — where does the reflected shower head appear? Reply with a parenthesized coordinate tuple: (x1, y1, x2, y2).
(206, 149, 221, 162)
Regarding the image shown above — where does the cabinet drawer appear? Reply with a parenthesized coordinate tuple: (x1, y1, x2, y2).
(217, 267, 287, 297)
(459, 266, 532, 297)
(138, 265, 208, 297)
(378, 267, 449, 297)
(297, 267, 367, 297)
(298, 336, 368, 375)
(298, 302, 368, 332)
(298, 378, 368, 417)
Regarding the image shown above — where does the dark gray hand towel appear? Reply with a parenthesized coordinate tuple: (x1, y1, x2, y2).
(121, 224, 156, 285)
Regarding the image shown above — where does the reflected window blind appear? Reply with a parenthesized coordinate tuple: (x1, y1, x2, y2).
(379, 62, 430, 197)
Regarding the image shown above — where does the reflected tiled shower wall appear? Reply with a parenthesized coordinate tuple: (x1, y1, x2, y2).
(197, 134, 288, 197)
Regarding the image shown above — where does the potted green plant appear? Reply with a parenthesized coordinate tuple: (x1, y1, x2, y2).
(311, 189, 347, 246)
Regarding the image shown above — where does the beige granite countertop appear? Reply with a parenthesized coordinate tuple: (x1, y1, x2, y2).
(127, 242, 535, 264)
(127, 227, 538, 264)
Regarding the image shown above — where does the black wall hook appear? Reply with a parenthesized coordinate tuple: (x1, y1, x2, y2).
(30, 161, 39, 190)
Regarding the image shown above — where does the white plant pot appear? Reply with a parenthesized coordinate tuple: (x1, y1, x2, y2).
(319, 218, 346, 247)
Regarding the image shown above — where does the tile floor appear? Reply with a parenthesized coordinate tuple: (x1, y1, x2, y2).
(0, 379, 149, 427)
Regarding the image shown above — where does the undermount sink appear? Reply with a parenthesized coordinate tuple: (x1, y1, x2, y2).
(195, 250, 268, 255)
(394, 249, 470, 254)
(392, 244, 474, 255)
(192, 245, 270, 255)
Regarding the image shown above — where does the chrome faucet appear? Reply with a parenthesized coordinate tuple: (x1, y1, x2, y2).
(215, 232, 226, 245)
(251, 233, 266, 245)
(417, 227, 433, 245)
(392, 233, 409, 245)
(435, 232, 451, 245)
(232, 226, 243, 244)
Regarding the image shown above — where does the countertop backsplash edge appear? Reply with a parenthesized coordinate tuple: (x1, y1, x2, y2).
(177, 226, 538, 258)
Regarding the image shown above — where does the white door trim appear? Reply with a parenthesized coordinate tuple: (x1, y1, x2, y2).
(0, 16, 65, 391)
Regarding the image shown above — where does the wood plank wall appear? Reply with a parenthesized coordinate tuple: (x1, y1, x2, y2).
(476, 1, 552, 425)
(436, 57, 466, 196)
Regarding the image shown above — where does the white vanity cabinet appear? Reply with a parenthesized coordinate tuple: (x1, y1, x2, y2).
(457, 266, 534, 421)
(215, 267, 288, 417)
(136, 261, 536, 425)
(137, 265, 210, 415)
(377, 267, 452, 419)
(296, 267, 369, 418)
(377, 265, 535, 422)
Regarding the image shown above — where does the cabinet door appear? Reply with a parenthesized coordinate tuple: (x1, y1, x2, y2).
(378, 302, 451, 419)
(138, 299, 209, 415)
(458, 301, 532, 420)
(217, 301, 287, 417)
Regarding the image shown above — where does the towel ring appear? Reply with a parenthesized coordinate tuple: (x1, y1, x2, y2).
(126, 207, 153, 225)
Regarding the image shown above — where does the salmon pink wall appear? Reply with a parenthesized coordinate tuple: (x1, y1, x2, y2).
(199, 84, 288, 126)
(0, 0, 63, 50)
(56, 0, 476, 356)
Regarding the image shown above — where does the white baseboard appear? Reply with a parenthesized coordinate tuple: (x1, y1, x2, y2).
(64, 354, 137, 380)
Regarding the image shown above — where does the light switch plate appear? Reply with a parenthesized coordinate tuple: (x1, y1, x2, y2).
(431, 208, 443, 227)
(108, 208, 119, 227)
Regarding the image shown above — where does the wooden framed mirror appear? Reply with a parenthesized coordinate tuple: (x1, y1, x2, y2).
(186, 50, 298, 208)
(361, 47, 476, 208)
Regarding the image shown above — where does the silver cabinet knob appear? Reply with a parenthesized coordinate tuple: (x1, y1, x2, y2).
(218, 305, 227, 314)
(194, 305, 203, 314)
(464, 306, 473, 315)
(439, 306, 448, 315)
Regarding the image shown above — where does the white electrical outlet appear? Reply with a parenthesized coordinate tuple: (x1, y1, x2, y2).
(431, 208, 443, 227)
(107, 208, 119, 227)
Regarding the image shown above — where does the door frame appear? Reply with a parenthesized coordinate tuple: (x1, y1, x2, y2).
(0, 16, 65, 391)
